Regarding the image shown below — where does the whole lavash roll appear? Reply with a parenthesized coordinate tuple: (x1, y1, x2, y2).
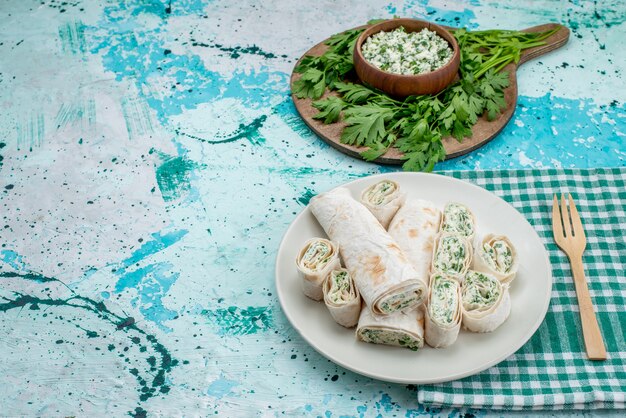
(310, 187, 427, 316)
(296, 238, 341, 301)
(356, 305, 424, 351)
(360, 180, 406, 229)
(461, 270, 511, 333)
(323, 268, 361, 328)
(473, 234, 519, 284)
(425, 273, 462, 348)
(388, 199, 441, 287)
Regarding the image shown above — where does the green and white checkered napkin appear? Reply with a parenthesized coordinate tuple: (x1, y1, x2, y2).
(418, 167, 626, 410)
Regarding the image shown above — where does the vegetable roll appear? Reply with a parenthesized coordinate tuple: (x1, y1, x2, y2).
(473, 234, 519, 284)
(461, 270, 511, 333)
(388, 199, 441, 287)
(431, 232, 473, 282)
(310, 187, 427, 315)
(356, 306, 424, 351)
(440, 202, 476, 241)
(296, 238, 341, 301)
(323, 268, 361, 328)
(425, 273, 462, 348)
(360, 179, 406, 229)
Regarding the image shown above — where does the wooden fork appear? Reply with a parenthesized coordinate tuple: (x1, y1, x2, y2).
(552, 194, 607, 360)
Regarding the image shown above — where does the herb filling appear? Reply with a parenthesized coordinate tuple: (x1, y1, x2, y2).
(433, 235, 467, 275)
(359, 329, 421, 351)
(429, 275, 459, 324)
(441, 203, 474, 237)
(364, 180, 397, 205)
(301, 241, 332, 271)
(328, 270, 352, 304)
(379, 291, 419, 313)
(482, 240, 513, 273)
(361, 27, 453, 75)
(462, 271, 500, 311)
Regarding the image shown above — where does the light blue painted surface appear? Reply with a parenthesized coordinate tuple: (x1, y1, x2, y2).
(0, 0, 623, 416)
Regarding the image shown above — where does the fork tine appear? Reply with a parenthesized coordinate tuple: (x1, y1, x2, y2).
(568, 194, 586, 239)
(560, 194, 571, 238)
(552, 194, 564, 240)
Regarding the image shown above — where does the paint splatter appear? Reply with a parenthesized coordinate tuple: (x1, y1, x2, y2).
(176, 115, 267, 144)
(54, 98, 96, 131)
(58, 20, 86, 55)
(112, 230, 188, 332)
(202, 306, 273, 336)
(207, 376, 239, 399)
(121, 96, 155, 140)
(297, 188, 316, 206)
(191, 42, 287, 60)
(155, 153, 194, 202)
(16, 112, 45, 151)
(0, 269, 179, 413)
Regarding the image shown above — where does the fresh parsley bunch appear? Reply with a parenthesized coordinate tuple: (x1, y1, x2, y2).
(293, 23, 557, 171)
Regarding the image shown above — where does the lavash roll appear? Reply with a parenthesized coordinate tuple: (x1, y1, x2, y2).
(440, 202, 476, 242)
(310, 187, 427, 316)
(296, 238, 341, 301)
(356, 306, 424, 351)
(388, 199, 441, 287)
(431, 232, 473, 283)
(425, 273, 462, 348)
(473, 234, 519, 284)
(323, 268, 361, 328)
(461, 270, 511, 333)
(360, 180, 406, 229)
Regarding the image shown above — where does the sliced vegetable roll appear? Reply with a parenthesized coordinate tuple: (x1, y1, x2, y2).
(425, 273, 461, 348)
(388, 199, 441, 287)
(461, 270, 511, 333)
(431, 232, 473, 282)
(473, 234, 519, 284)
(310, 187, 427, 316)
(360, 179, 406, 229)
(296, 238, 341, 301)
(356, 305, 424, 351)
(440, 202, 476, 241)
(323, 268, 361, 328)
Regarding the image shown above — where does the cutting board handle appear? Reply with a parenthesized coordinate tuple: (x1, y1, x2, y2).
(519, 23, 570, 66)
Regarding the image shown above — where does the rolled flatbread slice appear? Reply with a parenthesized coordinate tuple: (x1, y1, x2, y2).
(388, 199, 441, 287)
(431, 233, 473, 282)
(440, 202, 476, 241)
(473, 234, 519, 284)
(360, 179, 406, 229)
(310, 187, 427, 315)
(323, 268, 361, 328)
(425, 273, 461, 348)
(461, 270, 511, 333)
(356, 306, 424, 351)
(296, 238, 341, 301)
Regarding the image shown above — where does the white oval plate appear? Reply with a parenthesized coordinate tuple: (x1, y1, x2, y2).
(275, 172, 552, 384)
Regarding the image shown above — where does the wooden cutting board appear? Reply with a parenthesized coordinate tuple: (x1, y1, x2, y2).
(290, 23, 569, 164)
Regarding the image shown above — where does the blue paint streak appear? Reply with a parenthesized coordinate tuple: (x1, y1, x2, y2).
(113, 230, 188, 332)
(88, 0, 288, 127)
(0, 250, 26, 270)
(207, 376, 239, 399)
(376, 393, 395, 414)
(115, 230, 188, 274)
(386, 0, 478, 29)
(439, 94, 626, 170)
(357, 405, 367, 417)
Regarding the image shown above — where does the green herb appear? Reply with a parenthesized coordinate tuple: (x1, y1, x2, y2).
(293, 23, 558, 171)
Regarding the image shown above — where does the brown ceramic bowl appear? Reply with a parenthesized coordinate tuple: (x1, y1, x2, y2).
(353, 18, 460, 97)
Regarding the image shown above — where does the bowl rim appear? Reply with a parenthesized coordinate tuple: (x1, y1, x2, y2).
(354, 18, 460, 80)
